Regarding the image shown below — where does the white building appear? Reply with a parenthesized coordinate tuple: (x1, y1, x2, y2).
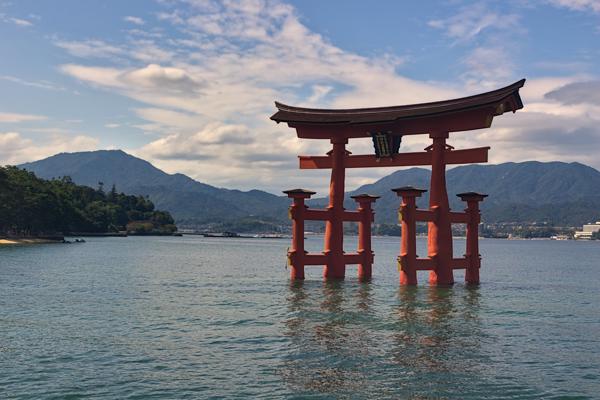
(574, 221, 600, 240)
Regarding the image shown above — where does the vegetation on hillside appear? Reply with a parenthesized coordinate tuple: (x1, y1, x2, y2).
(20, 150, 290, 227)
(0, 166, 176, 236)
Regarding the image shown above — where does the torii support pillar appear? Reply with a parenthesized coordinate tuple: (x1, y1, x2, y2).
(458, 192, 488, 285)
(324, 138, 348, 279)
(284, 188, 316, 280)
(428, 132, 454, 286)
(351, 194, 379, 281)
(393, 187, 427, 285)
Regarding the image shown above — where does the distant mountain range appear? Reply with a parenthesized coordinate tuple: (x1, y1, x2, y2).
(345, 162, 600, 226)
(19, 150, 600, 228)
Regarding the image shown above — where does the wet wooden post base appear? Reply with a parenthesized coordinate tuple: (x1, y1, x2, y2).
(283, 189, 315, 280)
(352, 194, 380, 281)
(458, 192, 488, 285)
(393, 187, 427, 285)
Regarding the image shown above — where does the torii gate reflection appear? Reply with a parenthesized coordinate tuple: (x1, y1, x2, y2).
(272, 79, 525, 285)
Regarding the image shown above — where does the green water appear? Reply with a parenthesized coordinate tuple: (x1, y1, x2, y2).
(1, 236, 599, 399)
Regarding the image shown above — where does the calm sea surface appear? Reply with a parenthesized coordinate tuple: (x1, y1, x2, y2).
(1, 236, 599, 399)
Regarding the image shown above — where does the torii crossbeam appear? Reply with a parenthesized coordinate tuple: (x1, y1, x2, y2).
(272, 79, 525, 285)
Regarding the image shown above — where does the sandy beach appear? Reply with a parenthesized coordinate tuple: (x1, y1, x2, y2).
(0, 238, 63, 245)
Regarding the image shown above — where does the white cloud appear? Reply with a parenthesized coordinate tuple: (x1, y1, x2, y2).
(0, 75, 66, 91)
(462, 47, 515, 89)
(125, 63, 198, 89)
(133, 107, 206, 131)
(544, 80, 600, 104)
(127, 28, 164, 39)
(138, 123, 255, 166)
(0, 112, 46, 123)
(60, 64, 124, 87)
(429, 3, 525, 91)
(548, 0, 600, 12)
(307, 85, 333, 105)
(0, 132, 31, 157)
(9, 17, 33, 27)
(0, 13, 34, 27)
(124, 16, 145, 25)
(0, 131, 99, 165)
(428, 4, 520, 42)
(55, 39, 125, 59)
(138, 121, 254, 161)
(105, 123, 121, 128)
(62, 63, 203, 94)
(130, 40, 174, 62)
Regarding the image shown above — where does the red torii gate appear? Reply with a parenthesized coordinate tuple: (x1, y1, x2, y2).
(271, 79, 525, 285)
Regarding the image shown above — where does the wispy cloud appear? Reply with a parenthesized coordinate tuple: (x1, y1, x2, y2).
(1, 12, 33, 26)
(428, 3, 520, 42)
(124, 16, 145, 25)
(140, 122, 254, 161)
(547, 0, 600, 12)
(9, 17, 32, 26)
(428, 3, 526, 90)
(544, 81, 600, 105)
(62, 63, 204, 94)
(0, 112, 46, 123)
(462, 46, 515, 89)
(1, 75, 66, 91)
(54, 39, 125, 58)
(0, 12, 33, 27)
(133, 107, 206, 131)
(0, 131, 99, 165)
(130, 40, 174, 62)
(307, 85, 333, 105)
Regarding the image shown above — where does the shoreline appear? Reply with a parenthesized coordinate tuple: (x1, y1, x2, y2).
(0, 232, 181, 245)
(0, 238, 64, 245)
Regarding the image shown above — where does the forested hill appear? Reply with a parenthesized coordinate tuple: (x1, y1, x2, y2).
(0, 166, 176, 236)
(20, 150, 289, 230)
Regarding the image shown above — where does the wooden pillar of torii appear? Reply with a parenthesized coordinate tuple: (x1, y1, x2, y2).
(272, 79, 525, 285)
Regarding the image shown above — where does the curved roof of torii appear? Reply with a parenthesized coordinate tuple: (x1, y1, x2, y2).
(271, 79, 525, 138)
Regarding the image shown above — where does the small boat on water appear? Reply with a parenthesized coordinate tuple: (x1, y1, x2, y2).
(202, 232, 289, 239)
(63, 238, 86, 244)
(202, 231, 247, 238)
(253, 234, 288, 239)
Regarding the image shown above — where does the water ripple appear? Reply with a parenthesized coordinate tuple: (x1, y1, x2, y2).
(1, 236, 598, 399)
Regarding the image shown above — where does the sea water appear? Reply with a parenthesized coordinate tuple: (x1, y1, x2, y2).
(1, 236, 599, 399)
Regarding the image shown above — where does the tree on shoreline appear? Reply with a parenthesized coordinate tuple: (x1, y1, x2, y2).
(0, 166, 176, 236)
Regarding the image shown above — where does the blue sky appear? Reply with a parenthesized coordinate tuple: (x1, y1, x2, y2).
(1, 0, 599, 193)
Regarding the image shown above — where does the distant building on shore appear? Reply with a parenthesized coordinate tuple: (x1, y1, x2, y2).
(574, 221, 600, 240)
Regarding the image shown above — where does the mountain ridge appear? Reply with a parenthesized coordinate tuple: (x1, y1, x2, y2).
(19, 150, 290, 228)
(18, 150, 600, 227)
(345, 160, 600, 226)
